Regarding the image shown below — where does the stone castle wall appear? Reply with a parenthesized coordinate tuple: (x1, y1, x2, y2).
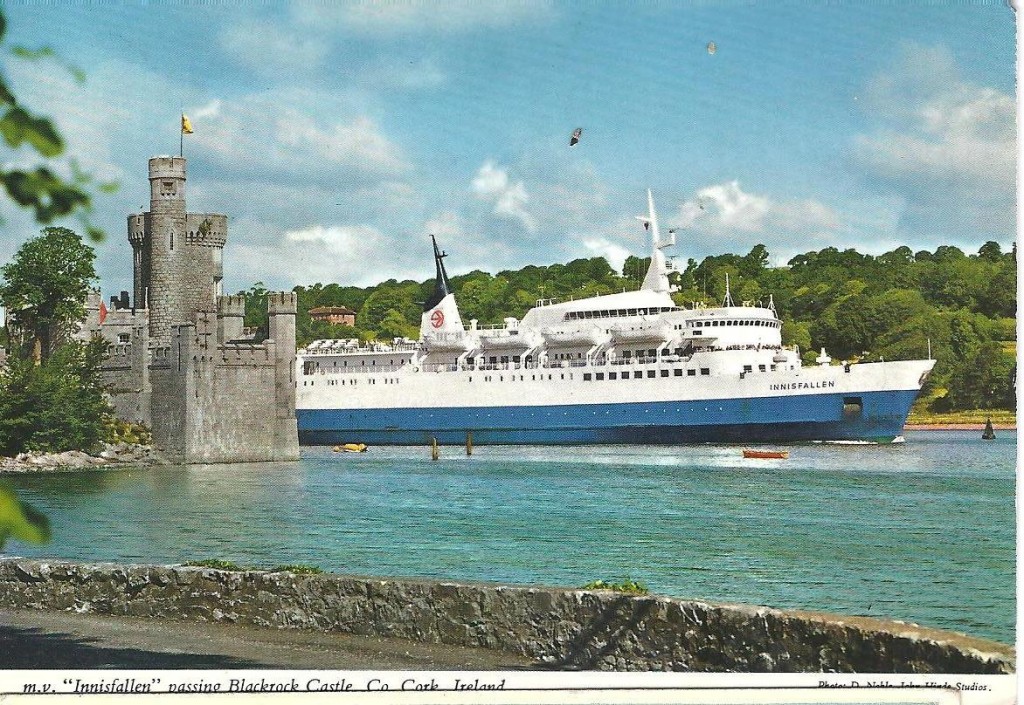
(93, 155, 299, 463)
(0, 560, 1011, 674)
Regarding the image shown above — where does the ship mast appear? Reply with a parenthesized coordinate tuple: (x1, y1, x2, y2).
(638, 189, 674, 293)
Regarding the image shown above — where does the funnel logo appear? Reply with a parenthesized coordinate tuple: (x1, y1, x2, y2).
(430, 310, 445, 328)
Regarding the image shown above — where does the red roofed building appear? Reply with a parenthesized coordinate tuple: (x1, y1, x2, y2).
(309, 306, 357, 326)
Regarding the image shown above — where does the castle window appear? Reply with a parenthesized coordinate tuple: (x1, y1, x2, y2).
(118, 333, 130, 343)
(161, 180, 175, 195)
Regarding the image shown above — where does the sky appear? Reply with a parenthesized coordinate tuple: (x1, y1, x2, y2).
(0, 1, 1016, 297)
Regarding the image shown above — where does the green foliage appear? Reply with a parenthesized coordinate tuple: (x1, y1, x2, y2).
(184, 560, 325, 575)
(185, 559, 245, 571)
(269, 564, 324, 574)
(937, 341, 1016, 410)
(103, 417, 151, 445)
(1, 226, 97, 362)
(0, 339, 112, 456)
(0, 482, 49, 548)
(580, 577, 649, 595)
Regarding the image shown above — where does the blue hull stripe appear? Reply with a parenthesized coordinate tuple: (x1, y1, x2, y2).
(297, 390, 919, 445)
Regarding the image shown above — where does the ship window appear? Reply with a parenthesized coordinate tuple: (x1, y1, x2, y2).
(700, 368, 710, 375)
(843, 397, 863, 415)
(674, 369, 683, 376)
(595, 373, 604, 380)
(693, 331, 702, 336)
(622, 350, 631, 358)
(647, 370, 656, 378)
(759, 364, 766, 372)
(743, 365, 752, 372)
(688, 369, 696, 376)
(660, 370, 669, 377)
(648, 349, 656, 357)
(674, 347, 683, 356)
(609, 372, 617, 380)
(634, 371, 643, 379)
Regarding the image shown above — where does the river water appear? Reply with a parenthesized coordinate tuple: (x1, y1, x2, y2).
(4, 431, 1015, 644)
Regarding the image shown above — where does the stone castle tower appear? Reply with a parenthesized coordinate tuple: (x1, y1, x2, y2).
(128, 156, 226, 345)
(84, 156, 299, 464)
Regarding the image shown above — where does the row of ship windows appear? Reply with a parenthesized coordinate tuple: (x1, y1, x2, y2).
(301, 364, 777, 387)
(692, 319, 779, 328)
(564, 306, 677, 320)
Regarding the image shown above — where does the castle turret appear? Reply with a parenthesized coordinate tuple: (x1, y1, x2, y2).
(128, 156, 227, 345)
(217, 294, 246, 342)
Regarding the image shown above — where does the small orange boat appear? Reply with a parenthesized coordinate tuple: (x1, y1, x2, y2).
(742, 449, 789, 459)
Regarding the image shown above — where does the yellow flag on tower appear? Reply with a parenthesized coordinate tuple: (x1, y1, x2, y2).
(181, 114, 194, 134)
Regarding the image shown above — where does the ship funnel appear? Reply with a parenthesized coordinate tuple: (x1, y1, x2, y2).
(420, 235, 466, 341)
(423, 234, 453, 312)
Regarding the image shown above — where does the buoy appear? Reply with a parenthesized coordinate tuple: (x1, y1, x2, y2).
(342, 443, 367, 453)
(982, 418, 996, 440)
(466, 431, 473, 456)
(431, 437, 439, 461)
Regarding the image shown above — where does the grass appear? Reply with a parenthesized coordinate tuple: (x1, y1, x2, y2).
(580, 578, 650, 595)
(184, 560, 324, 574)
(907, 395, 1016, 426)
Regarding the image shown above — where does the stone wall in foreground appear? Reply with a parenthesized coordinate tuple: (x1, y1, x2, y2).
(0, 560, 1012, 673)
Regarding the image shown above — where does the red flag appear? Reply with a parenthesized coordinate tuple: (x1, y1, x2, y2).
(99, 300, 107, 325)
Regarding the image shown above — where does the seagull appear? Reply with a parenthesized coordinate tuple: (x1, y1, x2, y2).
(569, 127, 583, 147)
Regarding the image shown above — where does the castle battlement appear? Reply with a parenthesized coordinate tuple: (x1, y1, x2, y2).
(148, 156, 186, 180)
(268, 291, 298, 314)
(184, 213, 227, 248)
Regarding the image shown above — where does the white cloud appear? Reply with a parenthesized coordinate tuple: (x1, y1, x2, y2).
(582, 237, 631, 272)
(220, 20, 329, 76)
(470, 161, 537, 232)
(852, 43, 1015, 237)
(293, 1, 553, 35)
(190, 99, 222, 120)
(674, 181, 839, 241)
(193, 96, 409, 184)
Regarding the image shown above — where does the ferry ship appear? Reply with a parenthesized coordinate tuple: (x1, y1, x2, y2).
(296, 192, 934, 445)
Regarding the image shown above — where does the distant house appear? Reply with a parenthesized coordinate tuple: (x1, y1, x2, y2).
(309, 306, 357, 326)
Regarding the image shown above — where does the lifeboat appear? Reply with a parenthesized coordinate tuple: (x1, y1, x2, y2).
(742, 449, 789, 459)
(477, 330, 531, 350)
(541, 326, 606, 346)
(609, 319, 671, 343)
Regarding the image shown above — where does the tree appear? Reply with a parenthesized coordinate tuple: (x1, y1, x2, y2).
(0, 339, 110, 455)
(1, 226, 97, 363)
(942, 341, 1015, 410)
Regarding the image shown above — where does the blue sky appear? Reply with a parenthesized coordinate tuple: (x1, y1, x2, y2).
(1, 1, 1016, 296)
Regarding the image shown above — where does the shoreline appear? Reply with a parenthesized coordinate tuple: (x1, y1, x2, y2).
(904, 423, 1016, 431)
